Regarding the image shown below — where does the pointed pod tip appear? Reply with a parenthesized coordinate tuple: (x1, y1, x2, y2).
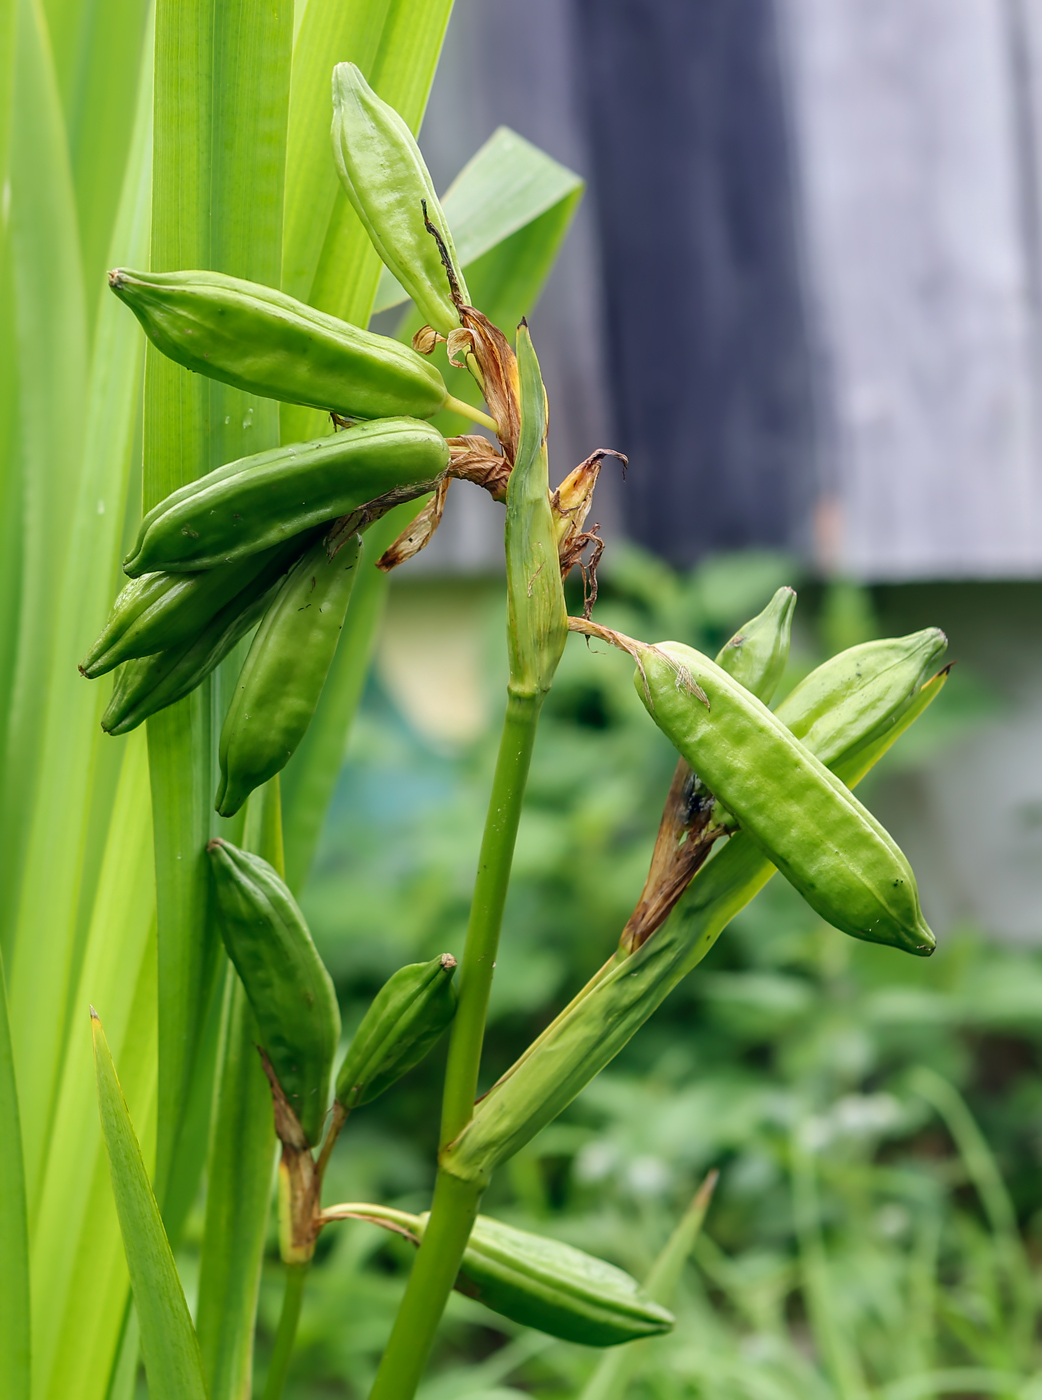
(89, 1004, 99, 1021)
(439, 953, 458, 973)
(205, 838, 225, 854)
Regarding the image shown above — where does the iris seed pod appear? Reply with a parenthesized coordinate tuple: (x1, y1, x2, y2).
(82, 547, 288, 678)
(123, 417, 449, 576)
(215, 532, 363, 817)
(714, 586, 796, 703)
(438, 1214, 673, 1347)
(335, 954, 457, 1110)
(207, 839, 341, 1146)
(443, 667, 949, 1190)
(109, 268, 449, 421)
(101, 538, 310, 735)
(634, 641, 934, 956)
(331, 64, 468, 336)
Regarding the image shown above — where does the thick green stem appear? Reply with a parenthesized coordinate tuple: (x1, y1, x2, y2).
(260, 1261, 309, 1400)
(368, 689, 541, 1400)
(366, 1171, 483, 1400)
(440, 690, 540, 1146)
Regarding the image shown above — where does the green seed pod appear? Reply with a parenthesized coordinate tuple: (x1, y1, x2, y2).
(774, 627, 947, 769)
(108, 267, 449, 421)
(714, 586, 796, 704)
(435, 1214, 673, 1347)
(443, 656, 948, 1191)
(101, 538, 309, 736)
(123, 417, 449, 576)
(331, 63, 468, 336)
(335, 954, 457, 1110)
(506, 324, 567, 700)
(215, 532, 364, 817)
(633, 641, 934, 956)
(207, 838, 341, 1146)
(82, 547, 289, 678)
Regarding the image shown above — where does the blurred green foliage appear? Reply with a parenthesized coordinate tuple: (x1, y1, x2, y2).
(200, 548, 1038, 1399)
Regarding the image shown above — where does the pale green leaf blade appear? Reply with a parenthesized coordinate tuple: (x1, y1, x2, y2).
(92, 1009, 207, 1400)
(5, 0, 89, 1203)
(0, 949, 29, 1400)
(30, 735, 156, 1400)
(373, 126, 583, 313)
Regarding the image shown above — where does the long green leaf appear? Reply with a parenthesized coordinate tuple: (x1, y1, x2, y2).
(7, 15, 151, 1239)
(373, 126, 583, 312)
(92, 1008, 207, 1400)
(0, 948, 28, 1400)
(5, 0, 88, 1199)
(31, 736, 157, 1400)
(148, 0, 291, 1221)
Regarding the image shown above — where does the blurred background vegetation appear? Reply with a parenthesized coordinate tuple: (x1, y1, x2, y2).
(172, 549, 1042, 1398)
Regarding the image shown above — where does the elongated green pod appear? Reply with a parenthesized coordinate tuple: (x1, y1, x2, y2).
(101, 538, 309, 735)
(648, 642, 933, 946)
(634, 641, 933, 955)
(443, 668, 949, 1188)
(445, 1214, 673, 1347)
(207, 840, 340, 1146)
(507, 324, 567, 700)
(82, 547, 288, 677)
(215, 532, 363, 818)
(331, 64, 468, 336)
(714, 586, 796, 703)
(775, 627, 947, 767)
(335, 954, 457, 1111)
(123, 418, 449, 576)
(109, 267, 449, 420)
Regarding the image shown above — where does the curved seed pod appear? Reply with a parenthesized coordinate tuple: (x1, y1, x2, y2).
(216, 533, 363, 818)
(331, 63, 468, 336)
(108, 268, 448, 421)
(714, 586, 796, 704)
(207, 839, 340, 1146)
(82, 547, 288, 678)
(101, 538, 310, 736)
(123, 418, 449, 576)
(335, 954, 457, 1110)
(633, 641, 934, 956)
(775, 627, 947, 768)
(429, 1213, 673, 1347)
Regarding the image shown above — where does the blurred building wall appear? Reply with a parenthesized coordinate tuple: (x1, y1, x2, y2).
(417, 0, 1042, 580)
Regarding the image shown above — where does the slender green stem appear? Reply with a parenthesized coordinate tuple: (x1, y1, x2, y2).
(440, 691, 540, 1146)
(367, 690, 541, 1400)
(367, 1171, 483, 1400)
(443, 394, 498, 434)
(261, 1262, 310, 1400)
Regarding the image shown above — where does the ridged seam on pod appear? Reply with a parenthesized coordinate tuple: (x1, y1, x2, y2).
(634, 641, 934, 956)
(123, 417, 450, 576)
(100, 536, 313, 735)
(330, 63, 468, 337)
(82, 546, 288, 677)
(216, 532, 364, 817)
(714, 586, 796, 701)
(506, 324, 567, 700)
(207, 839, 341, 1146)
(109, 268, 449, 421)
(434, 1213, 673, 1347)
(441, 668, 949, 1190)
(335, 954, 458, 1110)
